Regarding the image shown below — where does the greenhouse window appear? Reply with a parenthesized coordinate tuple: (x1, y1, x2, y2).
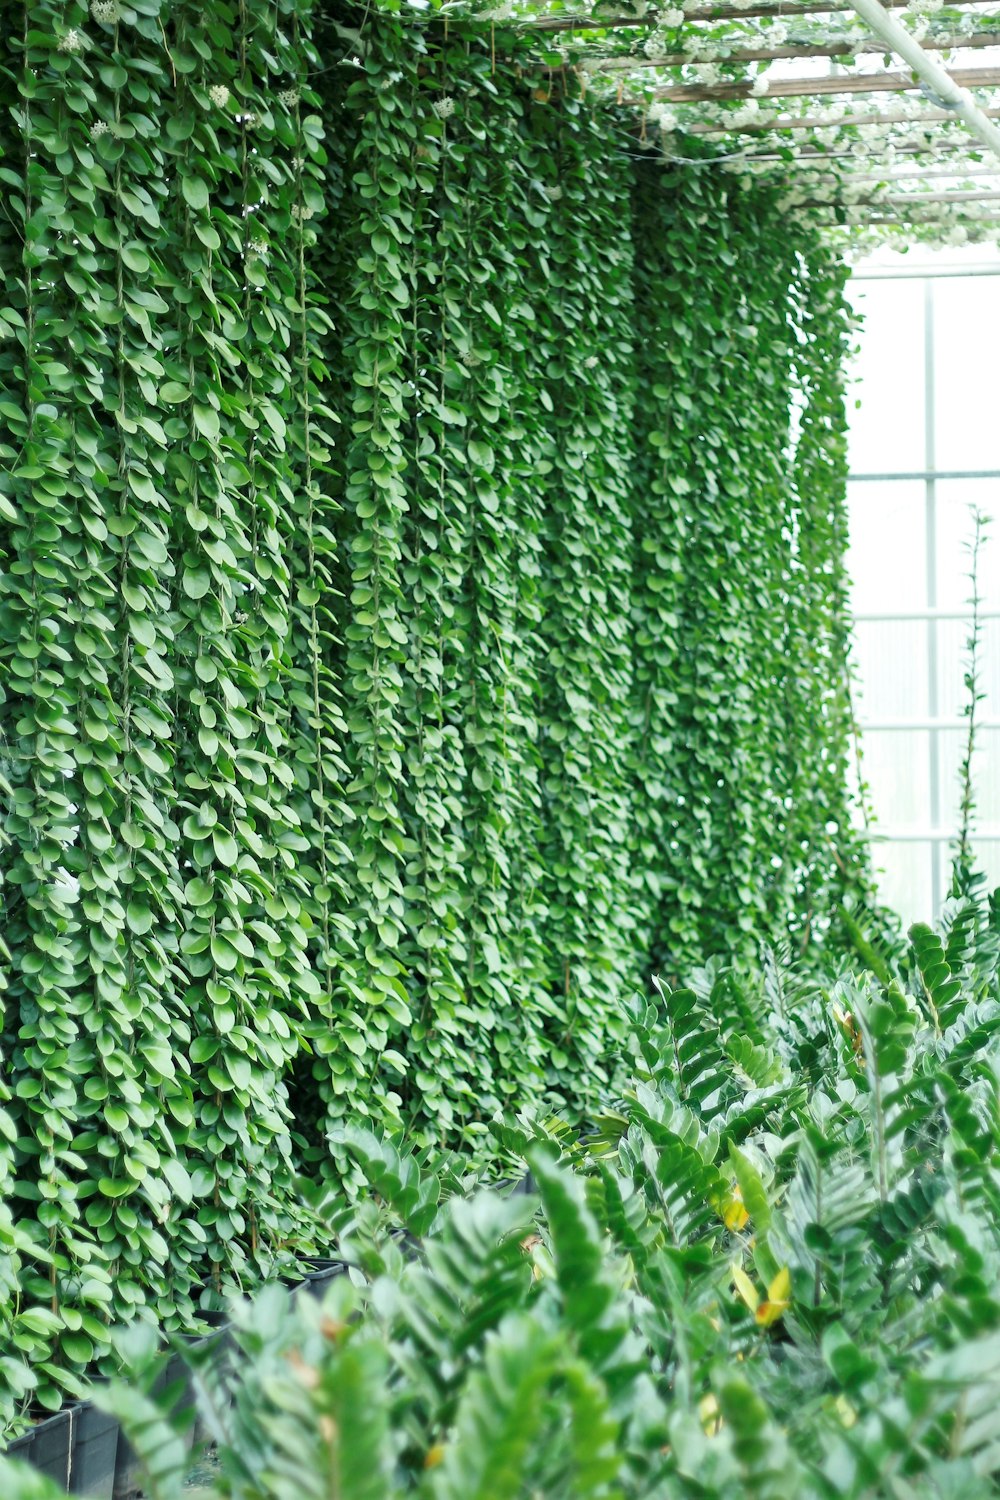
(848, 248, 1000, 920)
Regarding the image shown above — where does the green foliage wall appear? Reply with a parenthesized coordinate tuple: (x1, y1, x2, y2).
(0, 0, 865, 1423)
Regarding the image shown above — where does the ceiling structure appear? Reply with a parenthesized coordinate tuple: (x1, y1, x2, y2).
(474, 0, 1000, 243)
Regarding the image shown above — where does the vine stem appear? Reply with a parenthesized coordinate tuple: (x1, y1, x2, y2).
(955, 507, 988, 891)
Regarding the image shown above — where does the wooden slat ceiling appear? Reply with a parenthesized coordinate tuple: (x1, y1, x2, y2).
(500, 0, 1000, 243)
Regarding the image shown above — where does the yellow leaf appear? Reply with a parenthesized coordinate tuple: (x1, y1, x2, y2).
(767, 1265, 791, 1304)
(698, 1393, 721, 1435)
(755, 1266, 791, 1327)
(731, 1264, 759, 1314)
(723, 1193, 749, 1232)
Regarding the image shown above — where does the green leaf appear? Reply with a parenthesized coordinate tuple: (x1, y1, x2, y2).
(181, 175, 210, 210)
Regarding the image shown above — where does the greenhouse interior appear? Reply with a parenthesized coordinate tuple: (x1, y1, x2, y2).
(3, 0, 1000, 1496)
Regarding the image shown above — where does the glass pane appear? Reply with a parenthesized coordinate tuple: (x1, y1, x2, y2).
(846, 278, 926, 475)
(859, 729, 931, 832)
(933, 277, 1000, 473)
(871, 839, 933, 926)
(851, 619, 928, 719)
(847, 481, 926, 615)
(934, 480, 1000, 612)
(936, 726, 971, 834)
(970, 840, 1000, 896)
(932, 619, 1000, 728)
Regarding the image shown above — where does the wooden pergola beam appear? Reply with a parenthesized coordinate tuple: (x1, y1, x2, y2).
(636, 63, 1000, 103)
(787, 162, 1000, 177)
(594, 29, 1000, 71)
(523, 0, 1000, 32)
(685, 103, 1000, 131)
(801, 187, 1000, 202)
(731, 132, 999, 155)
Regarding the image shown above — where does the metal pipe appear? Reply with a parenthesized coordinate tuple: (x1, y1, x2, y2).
(844, 0, 1000, 163)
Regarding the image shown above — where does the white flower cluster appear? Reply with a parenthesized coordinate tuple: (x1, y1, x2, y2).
(648, 101, 678, 132)
(90, 119, 113, 139)
(477, 0, 514, 17)
(751, 73, 770, 97)
(277, 87, 299, 107)
(432, 96, 456, 120)
(643, 29, 668, 58)
(691, 62, 724, 86)
(208, 84, 230, 108)
(248, 237, 268, 257)
(58, 28, 86, 53)
(237, 111, 258, 128)
(908, 0, 944, 13)
(729, 98, 760, 128)
(583, 354, 599, 368)
(90, 0, 119, 20)
(544, 184, 563, 201)
(291, 203, 315, 223)
(659, 7, 684, 24)
(768, 21, 788, 44)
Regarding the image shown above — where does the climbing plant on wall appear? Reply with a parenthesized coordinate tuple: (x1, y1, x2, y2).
(0, 0, 869, 1425)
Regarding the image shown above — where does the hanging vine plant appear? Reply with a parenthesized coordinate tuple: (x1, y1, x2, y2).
(0, 0, 871, 1425)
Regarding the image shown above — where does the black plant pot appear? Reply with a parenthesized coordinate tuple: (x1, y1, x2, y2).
(19, 1409, 73, 1488)
(4, 1426, 35, 1466)
(113, 1351, 198, 1500)
(294, 1258, 348, 1303)
(111, 1433, 144, 1500)
(68, 1402, 119, 1499)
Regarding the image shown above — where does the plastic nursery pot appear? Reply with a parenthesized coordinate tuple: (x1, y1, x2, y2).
(113, 1351, 198, 1500)
(68, 1401, 119, 1500)
(293, 1258, 348, 1304)
(175, 1328, 236, 1449)
(12, 1408, 74, 1488)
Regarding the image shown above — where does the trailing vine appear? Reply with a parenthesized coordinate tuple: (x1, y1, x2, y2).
(0, 0, 870, 1424)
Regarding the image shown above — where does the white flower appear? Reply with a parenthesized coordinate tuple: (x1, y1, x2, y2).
(248, 237, 268, 257)
(769, 20, 788, 44)
(58, 28, 86, 53)
(730, 99, 759, 127)
(237, 111, 258, 128)
(583, 355, 599, 368)
(659, 7, 684, 24)
(544, 184, 562, 201)
(751, 73, 770, 96)
(947, 225, 968, 245)
(208, 84, 230, 108)
(291, 203, 315, 222)
(291, 155, 305, 172)
(432, 96, 456, 120)
(90, 119, 112, 139)
(90, 0, 119, 20)
(277, 87, 299, 107)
